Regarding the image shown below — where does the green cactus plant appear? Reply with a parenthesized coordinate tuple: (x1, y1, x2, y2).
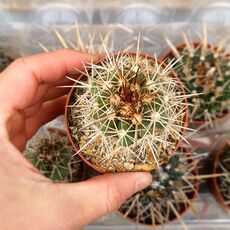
(213, 142, 230, 210)
(24, 129, 85, 182)
(66, 50, 188, 172)
(164, 27, 230, 125)
(119, 148, 198, 227)
(0, 51, 12, 72)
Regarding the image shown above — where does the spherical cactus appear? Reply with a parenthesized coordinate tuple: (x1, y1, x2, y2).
(164, 33, 230, 125)
(119, 149, 198, 226)
(24, 129, 85, 182)
(66, 52, 188, 172)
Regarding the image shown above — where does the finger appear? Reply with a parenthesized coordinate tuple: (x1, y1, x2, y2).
(43, 86, 71, 102)
(25, 96, 66, 139)
(11, 74, 78, 109)
(23, 84, 49, 108)
(24, 102, 43, 118)
(0, 49, 99, 111)
(9, 96, 66, 151)
(51, 76, 76, 86)
(0, 140, 48, 179)
(57, 172, 152, 228)
(23, 86, 69, 119)
(34, 75, 79, 107)
(18, 76, 77, 111)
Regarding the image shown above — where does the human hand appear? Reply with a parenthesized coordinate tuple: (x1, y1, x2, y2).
(0, 50, 152, 230)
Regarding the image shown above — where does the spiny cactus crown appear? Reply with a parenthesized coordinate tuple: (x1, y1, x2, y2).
(24, 132, 83, 182)
(68, 52, 188, 172)
(119, 150, 197, 225)
(166, 35, 230, 123)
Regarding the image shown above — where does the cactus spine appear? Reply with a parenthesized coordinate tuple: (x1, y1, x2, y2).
(165, 25, 230, 125)
(67, 49, 188, 172)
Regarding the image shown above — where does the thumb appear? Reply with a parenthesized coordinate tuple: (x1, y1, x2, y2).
(58, 172, 152, 229)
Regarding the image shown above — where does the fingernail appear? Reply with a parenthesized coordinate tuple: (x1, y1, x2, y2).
(135, 173, 152, 192)
(80, 53, 100, 64)
(97, 53, 106, 59)
(92, 53, 105, 62)
(92, 54, 101, 61)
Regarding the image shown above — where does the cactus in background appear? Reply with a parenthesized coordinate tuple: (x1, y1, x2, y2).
(67, 49, 188, 172)
(39, 26, 113, 54)
(0, 51, 12, 72)
(213, 142, 230, 209)
(119, 149, 198, 227)
(24, 130, 84, 182)
(165, 25, 230, 125)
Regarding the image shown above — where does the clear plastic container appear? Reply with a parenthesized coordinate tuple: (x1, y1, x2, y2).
(0, 0, 230, 229)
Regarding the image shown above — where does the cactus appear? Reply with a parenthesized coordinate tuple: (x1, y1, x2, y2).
(24, 130, 84, 182)
(39, 26, 112, 54)
(213, 142, 230, 209)
(0, 51, 12, 72)
(119, 149, 198, 227)
(164, 26, 230, 125)
(67, 49, 188, 172)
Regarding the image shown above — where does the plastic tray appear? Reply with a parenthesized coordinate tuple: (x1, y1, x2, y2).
(0, 0, 229, 229)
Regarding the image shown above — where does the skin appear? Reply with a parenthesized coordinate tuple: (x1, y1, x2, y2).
(0, 49, 152, 230)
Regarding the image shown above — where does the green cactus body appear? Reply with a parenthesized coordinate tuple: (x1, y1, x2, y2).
(119, 150, 198, 225)
(68, 52, 188, 172)
(165, 41, 230, 123)
(24, 131, 84, 182)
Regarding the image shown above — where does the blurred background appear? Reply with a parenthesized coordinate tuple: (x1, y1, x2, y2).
(1, 0, 230, 56)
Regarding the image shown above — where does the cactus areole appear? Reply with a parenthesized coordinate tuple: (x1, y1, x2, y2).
(65, 52, 188, 172)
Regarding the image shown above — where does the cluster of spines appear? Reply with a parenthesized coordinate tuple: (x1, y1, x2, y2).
(165, 25, 230, 124)
(39, 26, 113, 54)
(68, 49, 189, 171)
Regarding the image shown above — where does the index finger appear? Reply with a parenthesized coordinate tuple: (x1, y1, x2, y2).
(0, 49, 98, 111)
